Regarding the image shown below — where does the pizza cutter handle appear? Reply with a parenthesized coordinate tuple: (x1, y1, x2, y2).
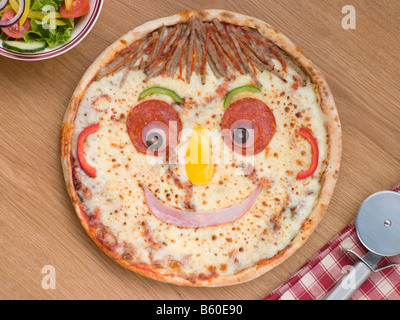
(324, 260, 372, 300)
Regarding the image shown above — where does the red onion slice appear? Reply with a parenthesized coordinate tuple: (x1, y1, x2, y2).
(0, 0, 25, 27)
(0, 0, 9, 11)
(143, 183, 262, 228)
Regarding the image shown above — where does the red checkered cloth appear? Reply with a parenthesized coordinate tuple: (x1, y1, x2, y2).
(264, 184, 400, 300)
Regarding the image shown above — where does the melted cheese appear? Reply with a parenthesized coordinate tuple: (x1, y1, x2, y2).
(72, 60, 327, 277)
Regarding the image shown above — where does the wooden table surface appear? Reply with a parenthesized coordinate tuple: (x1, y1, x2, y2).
(1, 0, 400, 300)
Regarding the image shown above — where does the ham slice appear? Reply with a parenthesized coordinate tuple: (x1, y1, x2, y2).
(142, 183, 262, 228)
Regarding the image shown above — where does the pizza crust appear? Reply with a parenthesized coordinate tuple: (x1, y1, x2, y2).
(60, 9, 342, 286)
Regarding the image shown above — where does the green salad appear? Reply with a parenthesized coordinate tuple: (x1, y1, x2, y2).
(0, 0, 90, 53)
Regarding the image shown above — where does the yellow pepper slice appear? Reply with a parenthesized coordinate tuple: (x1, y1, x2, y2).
(185, 125, 214, 185)
(53, 18, 66, 26)
(19, 0, 30, 27)
(9, 0, 19, 12)
(27, 10, 62, 20)
(65, 0, 74, 11)
(27, 10, 66, 25)
(0, 4, 12, 14)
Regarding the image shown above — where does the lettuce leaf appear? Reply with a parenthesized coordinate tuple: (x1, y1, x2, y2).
(30, 0, 64, 11)
(23, 18, 74, 47)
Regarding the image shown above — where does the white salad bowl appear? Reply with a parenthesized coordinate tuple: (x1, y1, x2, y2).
(0, 0, 103, 61)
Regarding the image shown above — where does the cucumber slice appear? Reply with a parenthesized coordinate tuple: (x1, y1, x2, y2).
(2, 40, 47, 53)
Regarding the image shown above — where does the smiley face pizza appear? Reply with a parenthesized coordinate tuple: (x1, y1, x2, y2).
(60, 10, 342, 286)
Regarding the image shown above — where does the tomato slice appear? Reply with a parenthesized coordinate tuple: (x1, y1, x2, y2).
(60, 0, 90, 18)
(1, 10, 30, 39)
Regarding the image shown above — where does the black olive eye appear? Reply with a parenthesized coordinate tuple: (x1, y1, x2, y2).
(229, 119, 257, 149)
(142, 121, 169, 153)
(233, 128, 249, 144)
(146, 132, 163, 149)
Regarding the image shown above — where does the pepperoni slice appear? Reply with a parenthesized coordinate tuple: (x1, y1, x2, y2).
(126, 99, 182, 155)
(221, 98, 276, 155)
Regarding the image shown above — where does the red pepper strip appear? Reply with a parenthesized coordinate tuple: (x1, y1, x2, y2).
(296, 128, 319, 180)
(77, 124, 100, 178)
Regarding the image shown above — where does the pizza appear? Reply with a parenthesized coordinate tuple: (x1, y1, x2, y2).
(60, 10, 342, 286)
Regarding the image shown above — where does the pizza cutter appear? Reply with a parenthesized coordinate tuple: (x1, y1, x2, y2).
(325, 190, 400, 300)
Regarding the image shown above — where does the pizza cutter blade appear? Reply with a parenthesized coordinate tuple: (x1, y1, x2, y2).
(325, 191, 400, 300)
